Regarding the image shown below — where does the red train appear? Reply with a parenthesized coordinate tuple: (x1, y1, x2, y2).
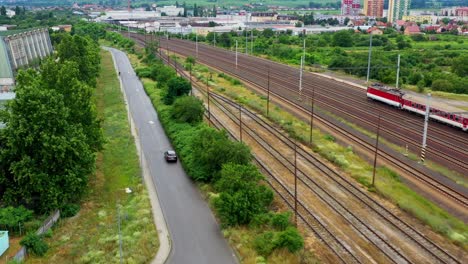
(367, 83, 468, 131)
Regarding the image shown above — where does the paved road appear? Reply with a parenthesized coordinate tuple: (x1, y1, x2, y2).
(108, 48, 238, 264)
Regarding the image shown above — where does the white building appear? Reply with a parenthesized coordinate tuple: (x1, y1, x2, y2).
(156, 5, 184, 17)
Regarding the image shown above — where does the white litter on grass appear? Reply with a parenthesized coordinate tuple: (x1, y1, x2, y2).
(125, 187, 133, 194)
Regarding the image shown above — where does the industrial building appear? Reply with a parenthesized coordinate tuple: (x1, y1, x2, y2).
(0, 28, 53, 103)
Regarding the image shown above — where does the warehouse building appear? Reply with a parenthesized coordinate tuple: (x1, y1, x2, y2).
(0, 28, 53, 103)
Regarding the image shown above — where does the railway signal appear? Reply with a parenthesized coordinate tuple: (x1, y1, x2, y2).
(195, 33, 198, 59)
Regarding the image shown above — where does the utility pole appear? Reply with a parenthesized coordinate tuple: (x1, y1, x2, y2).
(245, 27, 248, 54)
(366, 34, 373, 83)
(207, 74, 211, 122)
(118, 205, 123, 264)
(420, 93, 431, 164)
(294, 139, 298, 226)
(239, 104, 242, 142)
(195, 33, 198, 59)
(309, 87, 315, 144)
(372, 113, 381, 187)
(235, 40, 238, 69)
(213, 32, 216, 47)
(267, 65, 270, 116)
(299, 38, 305, 94)
(250, 29, 253, 54)
(395, 54, 401, 89)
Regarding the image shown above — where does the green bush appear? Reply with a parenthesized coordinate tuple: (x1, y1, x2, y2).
(0, 206, 33, 233)
(61, 203, 80, 218)
(276, 227, 304, 253)
(20, 233, 49, 256)
(163, 76, 192, 104)
(271, 212, 292, 231)
(254, 231, 277, 256)
(172, 96, 204, 124)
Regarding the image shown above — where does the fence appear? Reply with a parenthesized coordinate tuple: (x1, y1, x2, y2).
(13, 210, 60, 262)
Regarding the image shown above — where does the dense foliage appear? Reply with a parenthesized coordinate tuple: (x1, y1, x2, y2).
(171, 96, 205, 124)
(20, 232, 49, 256)
(0, 206, 33, 232)
(0, 28, 103, 213)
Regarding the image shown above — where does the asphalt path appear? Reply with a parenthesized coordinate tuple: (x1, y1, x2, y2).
(107, 47, 238, 264)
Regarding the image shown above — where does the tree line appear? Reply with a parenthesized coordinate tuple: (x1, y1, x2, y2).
(0, 28, 103, 213)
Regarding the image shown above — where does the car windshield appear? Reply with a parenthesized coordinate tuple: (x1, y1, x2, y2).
(167, 151, 176, 156)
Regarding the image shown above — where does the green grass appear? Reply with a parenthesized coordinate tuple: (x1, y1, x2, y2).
(185, 57, 468, 248)
(26, 49, 159, 263)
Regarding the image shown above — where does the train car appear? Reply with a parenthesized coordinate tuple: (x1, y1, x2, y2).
(367, 83, 468, 131)
(402, 99, 468, 131)
(366, 83, 404, 108)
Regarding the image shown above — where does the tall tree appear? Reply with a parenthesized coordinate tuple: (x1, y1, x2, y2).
(56, 35, 100, 87)
(0, 6, 6, 17)
(0, 70, 95, 212)
(193, 3, 198, 17)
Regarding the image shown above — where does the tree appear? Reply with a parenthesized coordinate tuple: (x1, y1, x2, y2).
(183, 2, 187, 17)
(193, 3, 198, 17)
(332, 30, 353, 47)
(163, 76, 191, 104)
(212, 5, 216, 17)
(172, 96, 204, 124)
(214, 164, 273, 226)
(452, 54, 468, 77)
(14, 6, 20, 16)
(0, 70, 95, 212)
(262, 28, 274, 38)
(188, 127, 251, 182)
(431, 79, 453, 92)
(0, 6, 6, 16)
(56, 34, 100, 86)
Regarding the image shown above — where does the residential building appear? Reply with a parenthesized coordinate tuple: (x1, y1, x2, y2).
(402, 15, 433, 24)
(364, 0, 384, 18)
(367, 27, 383, 34)
(404, 25, 421, 35)
(341, 0, 361, 16)
(388, 0, 411, 23)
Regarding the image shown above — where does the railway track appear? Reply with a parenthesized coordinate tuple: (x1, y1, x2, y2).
(147, 44, 462, 263)
(133, 35, 468, 209)
(209, 91, 460, 264)
(157, 36, 468, 175)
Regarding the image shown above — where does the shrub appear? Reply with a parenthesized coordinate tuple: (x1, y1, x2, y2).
(163, 76, 191, 104)
(271, 212, 292, 231)
(0, 206, 33, 232)
(254, 231, 277, 256)
(61, 203, 80, 218)
(214, 185, 273, 226)
(20, 233, 49, 256)
(276, 227, 304, 253)
(172, 96, 204, 124)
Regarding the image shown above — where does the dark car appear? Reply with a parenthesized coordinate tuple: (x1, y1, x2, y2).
(164, 150, 177, 162)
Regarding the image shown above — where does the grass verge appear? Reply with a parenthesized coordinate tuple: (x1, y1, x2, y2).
(186, 60, 468, 248)
(26, 49, 159, 263)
